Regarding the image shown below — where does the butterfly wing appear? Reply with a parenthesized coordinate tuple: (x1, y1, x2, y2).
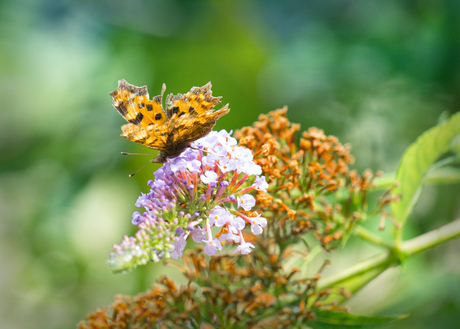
(168, 104, 230, 155)
(111, 80, 230, 158)
(110, 79, 169, 151)
(164, 82, 230, 156)
(120, 123, 169, 152)
(164, 82, 222, 119)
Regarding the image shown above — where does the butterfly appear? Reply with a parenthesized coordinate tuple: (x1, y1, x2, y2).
(110, 80, 230, 164)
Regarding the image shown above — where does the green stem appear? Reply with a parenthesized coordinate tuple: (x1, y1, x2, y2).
(426, 154, 459, 172)
(425, 166, 460, 185)
(354, 226, 395, 249)
(318, 218, 460, 291)
(317, 251, 395, 290)
(372, 172, 396, 189)
(304, 245, 323, 264)
(400, 217, 460, 256)
(372, 164, 460, 191)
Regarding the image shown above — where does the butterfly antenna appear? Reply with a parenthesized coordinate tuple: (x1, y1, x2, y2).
(128, 158, 154, 177)
(121, 152, 153, 156)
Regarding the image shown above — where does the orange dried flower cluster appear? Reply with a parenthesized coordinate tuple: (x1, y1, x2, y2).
(78, 276, 196, 329)
(79, 109, 397, 328)
(235, 107, 391, 249)
(79, 242, 346, 329)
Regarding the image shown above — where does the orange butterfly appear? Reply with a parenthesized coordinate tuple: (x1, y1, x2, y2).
(110, 80, 230, 164)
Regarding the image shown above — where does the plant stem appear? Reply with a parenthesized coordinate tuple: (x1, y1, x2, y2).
(371, 165, 460, 190)
(426, 154, 459, 172)
(354, 226, 395, 249)
(425, 167, 460, 185)
(317, 251, 396, 290)
(372, 172, 396, 189)
(400, 217, 460, 256)
(318, 218, 460, 291)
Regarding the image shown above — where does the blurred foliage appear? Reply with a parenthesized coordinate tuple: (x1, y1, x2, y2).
(0, 0, 459, 328)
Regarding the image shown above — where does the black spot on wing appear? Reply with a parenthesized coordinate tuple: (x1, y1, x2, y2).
(166, 106, 180, 119)
(155, 113, 162, 120)
(116, 102, 128, 116)
(138, 103, 145, 109)
(178, 112, 185, 117)
(129, 112, 144, 124)
(147, 104, 153, 111)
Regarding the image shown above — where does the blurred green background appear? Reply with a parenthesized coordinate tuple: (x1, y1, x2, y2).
(0, 0, 459, 328)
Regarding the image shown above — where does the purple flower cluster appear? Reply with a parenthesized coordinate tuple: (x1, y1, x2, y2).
(108, 130, 268, 273)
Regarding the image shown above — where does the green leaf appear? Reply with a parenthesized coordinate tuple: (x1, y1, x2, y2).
(391, 112, 460, 225)
(307, 310, 407, 328)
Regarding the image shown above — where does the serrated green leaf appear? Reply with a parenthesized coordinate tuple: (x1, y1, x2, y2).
(390, 112, 460, 225)
(307, 310, 407, 328)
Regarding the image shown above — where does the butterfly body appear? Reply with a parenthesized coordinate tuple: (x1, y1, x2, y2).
(110, 80, 230, 163)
